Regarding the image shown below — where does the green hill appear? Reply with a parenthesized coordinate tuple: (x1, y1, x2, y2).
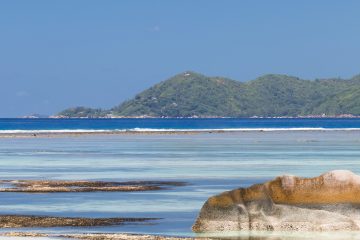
(58, 107, 108, 118)
(57, 71, 360, 118)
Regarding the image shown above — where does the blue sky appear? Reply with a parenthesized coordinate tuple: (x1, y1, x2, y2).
(1, 0, 360, 117)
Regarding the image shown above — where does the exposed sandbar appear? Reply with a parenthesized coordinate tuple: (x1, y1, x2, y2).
(0, 131, 215, 138)
(0, 128, 357, 138)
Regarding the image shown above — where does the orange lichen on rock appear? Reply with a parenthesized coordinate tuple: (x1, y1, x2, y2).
(269, 170, 360, 204)
(205, 170, 360, 207)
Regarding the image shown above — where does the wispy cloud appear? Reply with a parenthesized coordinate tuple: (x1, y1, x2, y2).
(16, 91, 29, 97)
(148, 25, 161, 32)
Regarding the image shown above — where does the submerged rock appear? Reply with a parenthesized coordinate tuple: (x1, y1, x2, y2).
(193, 170, 360, 232)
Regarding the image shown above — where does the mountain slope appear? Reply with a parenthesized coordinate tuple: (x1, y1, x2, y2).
(58, 71, 360, 118)
(312, 86, 360, 115)
(111, 72, 246, 117)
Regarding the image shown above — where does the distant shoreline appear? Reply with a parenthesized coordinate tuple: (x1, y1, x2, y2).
(20, 115, 360, 119)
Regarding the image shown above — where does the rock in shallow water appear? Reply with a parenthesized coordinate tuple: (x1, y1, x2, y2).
(193, 170, 360, 232)
(0, 180, 186, 192)
(0, 215, 159, 228)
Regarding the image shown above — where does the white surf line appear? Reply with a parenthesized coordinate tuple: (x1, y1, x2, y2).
(1, 127, 360, 134)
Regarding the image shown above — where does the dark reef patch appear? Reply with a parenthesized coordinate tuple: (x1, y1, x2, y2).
(0, 215, 160, 228)
(0, 180, 186, 193)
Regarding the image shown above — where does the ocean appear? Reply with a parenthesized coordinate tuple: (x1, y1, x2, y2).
(0, 118, 360, 239)
(1, 118, 360, 132)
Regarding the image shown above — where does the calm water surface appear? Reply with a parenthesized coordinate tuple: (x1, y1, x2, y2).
(0, 130, 360, 239)
(1, 118, 360, 131)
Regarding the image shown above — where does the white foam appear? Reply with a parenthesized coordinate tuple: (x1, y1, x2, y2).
(0, 127, 359, 134)
(129, 127, 360, 132)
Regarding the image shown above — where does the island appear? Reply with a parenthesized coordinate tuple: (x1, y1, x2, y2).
(57, 71, 360, 118)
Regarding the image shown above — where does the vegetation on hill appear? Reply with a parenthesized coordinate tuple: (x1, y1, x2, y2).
(58, 107, 108, 118)
(57, 71, 360, 117)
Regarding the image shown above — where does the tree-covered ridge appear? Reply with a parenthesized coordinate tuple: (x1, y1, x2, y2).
(58, 107, 108, 118)
(57, 71, 360, 118)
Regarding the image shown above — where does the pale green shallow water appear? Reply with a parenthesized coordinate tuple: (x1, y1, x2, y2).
(0, 131, 359, 239)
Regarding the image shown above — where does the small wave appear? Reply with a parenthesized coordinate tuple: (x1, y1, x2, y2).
(124, 127, 360, 132)
(0, 129, 122, 134)
(0, 127, 360, 134)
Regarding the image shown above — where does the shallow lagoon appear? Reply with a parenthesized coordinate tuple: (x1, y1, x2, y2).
(0, 131, 360, 239)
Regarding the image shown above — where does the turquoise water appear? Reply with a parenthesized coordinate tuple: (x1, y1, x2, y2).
(0, 131, 360, 239)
